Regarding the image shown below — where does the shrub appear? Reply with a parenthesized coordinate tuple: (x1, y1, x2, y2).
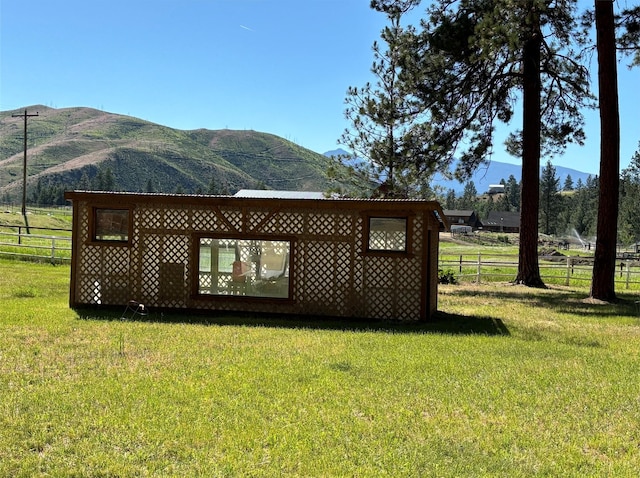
(438, 268, 458, 284)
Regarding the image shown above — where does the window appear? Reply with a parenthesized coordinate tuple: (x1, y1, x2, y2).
(94, 208, 130, 242)
(198, 238, 291, 299)
(368, 217, 408, 252)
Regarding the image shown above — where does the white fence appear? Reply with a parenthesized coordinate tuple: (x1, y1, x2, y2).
(0, 225, 72, 264)
(439, 251, 640, 290)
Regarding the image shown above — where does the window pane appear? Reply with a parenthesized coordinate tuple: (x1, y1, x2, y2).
(95, 209, 129, 241)
(368, 217, 407, 251)
(198, 238, 290, 298)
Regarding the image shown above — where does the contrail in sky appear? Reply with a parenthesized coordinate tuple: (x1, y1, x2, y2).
(239, 25, 253, 31)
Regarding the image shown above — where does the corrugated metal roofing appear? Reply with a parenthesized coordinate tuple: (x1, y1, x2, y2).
(234, 189, 326, 199)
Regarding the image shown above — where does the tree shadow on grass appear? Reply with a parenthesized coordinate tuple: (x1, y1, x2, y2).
(75, 306, 510, 336)
(448, 285, 640, 319)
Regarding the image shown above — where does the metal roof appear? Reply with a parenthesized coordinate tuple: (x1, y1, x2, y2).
(234, 189, 326, 199)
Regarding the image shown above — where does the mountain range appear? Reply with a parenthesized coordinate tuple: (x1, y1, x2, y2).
(1, 106, 595, 203)
(0, 106, 343, 201)
(323, 149, 594, 194)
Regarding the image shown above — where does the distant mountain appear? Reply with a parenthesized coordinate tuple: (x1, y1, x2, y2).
(432, 161, 594, 194)
(324, 148, 362, 168)
(0, 106, 345, 202)
(323, 149, 594, 194)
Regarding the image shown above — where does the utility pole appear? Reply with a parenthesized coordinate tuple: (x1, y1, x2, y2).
(11, 109, 39, 232)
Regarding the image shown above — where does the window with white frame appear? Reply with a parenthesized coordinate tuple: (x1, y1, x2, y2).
(197, 237, 291, 298)
(367, 217, 408, 252)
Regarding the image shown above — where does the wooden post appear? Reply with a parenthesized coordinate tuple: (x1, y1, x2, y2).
(626, 261, 631, 289)
(11, 109, 39, 233)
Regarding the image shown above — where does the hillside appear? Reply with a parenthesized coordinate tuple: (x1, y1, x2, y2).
(0, 106, 341, 202)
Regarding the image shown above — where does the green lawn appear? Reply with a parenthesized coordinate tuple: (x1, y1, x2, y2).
(1, 259, 639, 476)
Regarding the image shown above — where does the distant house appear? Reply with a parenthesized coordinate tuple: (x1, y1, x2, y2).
(487, 184, 505, 194)
(478, 184, 506, 202)
(443, 210, 482, 230)
(483, 211, 520, 233)
(64, 191, 448, 321)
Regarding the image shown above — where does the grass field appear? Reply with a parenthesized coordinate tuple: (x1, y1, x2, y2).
(1, 259, 640, 476)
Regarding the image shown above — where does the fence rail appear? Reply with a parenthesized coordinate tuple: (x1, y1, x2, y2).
(0, 225, 72, 264)
(439, 251, 640, 290)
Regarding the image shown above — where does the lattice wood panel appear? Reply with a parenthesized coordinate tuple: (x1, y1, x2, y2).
(297, 240, 353, 316)
(192, 209, 221, 231)
(412, 216, 424, 251)
(78, 202, 89, 243)
(163, 208, 190, 230)
(137, 233, 190, 307)
(219, 208, 243, 232)
(278, 212, 304, 235)
(247, 210, 271, 232)
(75, 245, 131, 305)
(140, 234, 161, 304)
(307, 213, 335, 237)
(139, 207, 161, 230)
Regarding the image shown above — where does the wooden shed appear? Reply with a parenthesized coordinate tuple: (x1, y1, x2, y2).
(64, 191, 447, 321)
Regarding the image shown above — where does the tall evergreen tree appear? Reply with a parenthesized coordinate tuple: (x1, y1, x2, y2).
(505, 175, 520, 211)
(390, 0, 592, 286)
(619, 144, 640, 245)
(568, 175, 599, 238)
(207, 177, 218, 195)
(444, 188, 457, 209)
(589, 1, 640, 302)
(459, 181, 478, 210)
(590, 0, 620, 302)
(539, 160, 562, 235)
(78, 170, 91, 190)
(563, 174, 574, 191)
(341, 0, 422, 197)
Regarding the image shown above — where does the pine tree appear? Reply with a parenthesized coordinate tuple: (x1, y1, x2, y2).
(563, 174, 574, 191)
(619, 145, 640, 245)
(78, 171, 91, 190)
(393, 0, 592, 286)
(590, 0, 620, 302)
(505, 175, 520, 211)
(539, 160, 561, 235)
(459, 181, 477, 210)
(341, 1, 422, 197)
(444, 188, 457, 210)
(207, 177, 218, 195)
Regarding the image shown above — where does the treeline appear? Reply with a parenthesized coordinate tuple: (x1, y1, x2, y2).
(441, 151, 640, 246)
(4, 163, 235, 208)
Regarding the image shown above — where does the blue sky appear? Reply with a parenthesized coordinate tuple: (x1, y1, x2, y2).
(1, 0, 638, 175)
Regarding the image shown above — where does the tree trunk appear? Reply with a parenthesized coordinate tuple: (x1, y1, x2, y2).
(590, 0, 620, 302)
(515, 4, 545, 287)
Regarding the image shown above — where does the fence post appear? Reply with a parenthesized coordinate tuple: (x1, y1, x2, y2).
(626, 261, 631, 289)
(18, 226, 22, 245)
(51, 237, 56, 264)
(476, 252, 481, 283)
(459, 254, 463, 273)
(566, 257, 571, 286)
